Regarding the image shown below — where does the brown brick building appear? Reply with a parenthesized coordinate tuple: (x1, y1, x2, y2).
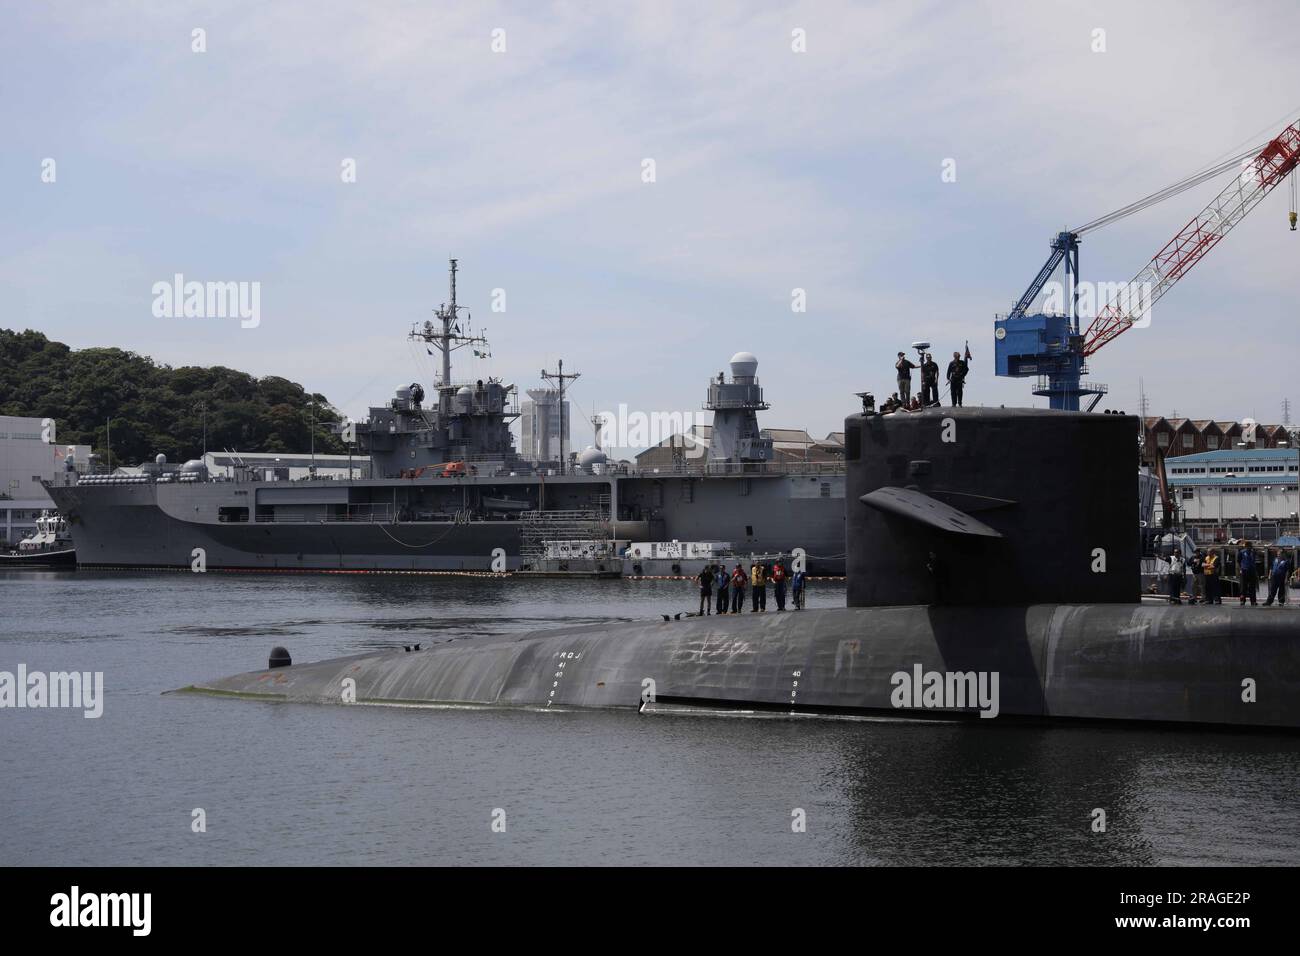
(1142, 417, 1291, 462)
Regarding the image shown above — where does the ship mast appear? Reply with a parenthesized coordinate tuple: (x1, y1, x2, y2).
(410, 258, 490, 389)
(540, 359, 581, 475)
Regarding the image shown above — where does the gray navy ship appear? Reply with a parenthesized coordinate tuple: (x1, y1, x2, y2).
(45, 261, 845, 574)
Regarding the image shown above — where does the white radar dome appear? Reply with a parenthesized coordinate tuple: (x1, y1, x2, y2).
(729, 351, 758, 378)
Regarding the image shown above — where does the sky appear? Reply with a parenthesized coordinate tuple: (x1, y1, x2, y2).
(3, 0, 1299, 457)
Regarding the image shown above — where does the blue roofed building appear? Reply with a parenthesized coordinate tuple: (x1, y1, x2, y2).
(1160, 447, 1300, 542)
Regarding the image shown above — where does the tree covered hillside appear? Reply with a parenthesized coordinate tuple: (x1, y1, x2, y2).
(0, 328, 346, 468)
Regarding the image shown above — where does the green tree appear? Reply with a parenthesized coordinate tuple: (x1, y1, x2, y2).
(0, 328, 346, 467)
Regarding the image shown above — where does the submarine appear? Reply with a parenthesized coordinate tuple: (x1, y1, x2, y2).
(180, 406, 1300, 730)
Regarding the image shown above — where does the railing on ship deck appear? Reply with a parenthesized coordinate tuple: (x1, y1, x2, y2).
(217, 507, 503, 525)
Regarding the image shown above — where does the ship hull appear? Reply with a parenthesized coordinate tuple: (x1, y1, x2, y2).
(46, 471, 846, 574)
(0, 547, 77, 569)
(184, 604, 1300, 730)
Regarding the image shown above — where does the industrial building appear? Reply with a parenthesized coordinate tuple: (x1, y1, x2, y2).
(0, 415, 91, 546)
(1157, 448, 1300, 541)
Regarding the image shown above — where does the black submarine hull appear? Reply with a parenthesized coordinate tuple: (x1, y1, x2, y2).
(183, 604, 1300, 729)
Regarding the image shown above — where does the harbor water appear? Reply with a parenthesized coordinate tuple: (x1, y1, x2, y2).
(2, 570, 1297, 866)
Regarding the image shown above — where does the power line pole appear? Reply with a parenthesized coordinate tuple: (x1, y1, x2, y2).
(540, 359, 580, 474)
(1283, 397, 1292, 426)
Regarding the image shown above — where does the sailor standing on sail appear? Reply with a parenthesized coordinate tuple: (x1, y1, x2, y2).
(895, 352, 917, 404)
(920, 353, 940, 407)
(946, 344, 971, 407)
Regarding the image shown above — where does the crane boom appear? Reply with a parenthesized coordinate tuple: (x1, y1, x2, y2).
(1082, 120, 1300, 356)
(1008, 232, 1075, 322)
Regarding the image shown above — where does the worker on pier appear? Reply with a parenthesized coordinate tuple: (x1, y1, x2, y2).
(895, 352, 917, 404)
(921, 353, 940, 407)
(771, 559, 788, 611)
(1189, 549, 1205, 604)
(1203, 549, 1222, 604)
(750, 561, 767, 612)
(1167, 551, 1185, 604)
(715, 565, 729, 614)
(1238, 542, 1259, 606)
(697, 564, 714, 616)
(730, 564, 747, 613)
(1265, 552, 1292, 606)
(946, 347, 970, 407)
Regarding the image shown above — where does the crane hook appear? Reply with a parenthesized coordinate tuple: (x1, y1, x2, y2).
(1291, 170, 1298, 230)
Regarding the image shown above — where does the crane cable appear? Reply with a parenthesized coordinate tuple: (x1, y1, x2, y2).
(1073, 103, 1300, 237)
(1073, 147, 1262, 235)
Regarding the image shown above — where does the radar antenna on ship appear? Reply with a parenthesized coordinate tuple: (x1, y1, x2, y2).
(410, 258, 491, 389)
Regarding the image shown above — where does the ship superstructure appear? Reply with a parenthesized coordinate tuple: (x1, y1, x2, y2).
(706, 352, 773, 463)
(359, 260, 522, 476)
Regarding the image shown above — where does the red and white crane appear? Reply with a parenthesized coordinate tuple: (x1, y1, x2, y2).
(995, 114, 1300, 410)
(1084, 119, 1300, 355)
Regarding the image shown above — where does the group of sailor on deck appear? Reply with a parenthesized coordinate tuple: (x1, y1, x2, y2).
(696, 560, 806, 615)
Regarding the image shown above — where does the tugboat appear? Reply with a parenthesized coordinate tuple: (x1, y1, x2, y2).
(0, 511, 77, 569)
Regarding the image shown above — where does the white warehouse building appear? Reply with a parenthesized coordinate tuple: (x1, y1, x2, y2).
(1159, 448, 1300, 542)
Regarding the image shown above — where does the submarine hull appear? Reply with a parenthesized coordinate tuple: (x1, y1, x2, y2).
(187, 406, 1300, 731)
(184, 604, 1300, 730)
